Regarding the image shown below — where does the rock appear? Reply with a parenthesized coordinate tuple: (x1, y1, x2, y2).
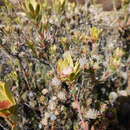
(96, 0, 121, 11)
(69, 0, 122, 11)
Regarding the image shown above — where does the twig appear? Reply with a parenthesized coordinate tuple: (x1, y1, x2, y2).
(75, 98, 88, 130)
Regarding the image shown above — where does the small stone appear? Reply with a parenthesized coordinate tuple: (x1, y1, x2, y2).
(52, 96, 57, 101)
(57, 91, 66, 100)
(60, 105, 65, 111)
(50, 113, 57, 121)
(109, 92, 118, 104)
(118, 90, 127, 96)
(54, 110, 60, 115)
(29, 91, 34, 97)
(51, 77, 61, 86)
(38, 123, 43, 129)
(48, 101, 56, 110)
(44, 112, 50, 119)
(42, 89, 48, 95)
(41, 118, 48, 126)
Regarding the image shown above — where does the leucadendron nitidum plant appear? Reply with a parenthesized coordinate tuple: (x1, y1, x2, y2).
(0, 81, 16, 116)
(109, 48, 125, 71)
(89, 27, 102, 43)
(0, 81, 16, 129)
(57, 51, 80, 83)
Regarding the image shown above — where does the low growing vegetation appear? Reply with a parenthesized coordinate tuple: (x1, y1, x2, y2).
(0, 0, 130, 129)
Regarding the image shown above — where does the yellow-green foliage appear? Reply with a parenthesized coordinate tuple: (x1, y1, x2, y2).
(57, 52, 80, 83)
(22, 0, 42, 22)
(90, 27, 102, 42)
(109, 48, 125, 71)
(0, 81, 16, 117)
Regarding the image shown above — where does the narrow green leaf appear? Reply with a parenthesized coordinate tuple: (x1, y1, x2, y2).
(36, 14, 42, 23)
(35, 4, 40, 16)
(29, 3, 35, 14)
